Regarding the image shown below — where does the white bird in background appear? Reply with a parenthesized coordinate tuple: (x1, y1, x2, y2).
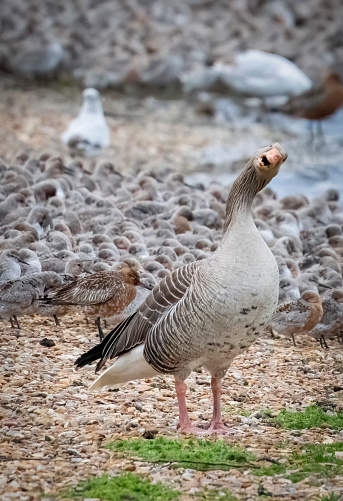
(216, 50, 312, 98)
(182, 50, 312, 100)
(61, 88, 110, 157)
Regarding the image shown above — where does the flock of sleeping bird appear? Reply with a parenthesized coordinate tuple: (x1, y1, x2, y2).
(1, 148, 342, 345)
(1, 139, 343, 431)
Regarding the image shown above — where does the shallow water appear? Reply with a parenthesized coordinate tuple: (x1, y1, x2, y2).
(1, 83, 342, 200)
(186, 100, 343, 199)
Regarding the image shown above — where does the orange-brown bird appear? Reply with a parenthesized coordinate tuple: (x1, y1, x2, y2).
(272, 74, 343, 140)
(44, 267, 153, 340)
(269, 290, 323, 346)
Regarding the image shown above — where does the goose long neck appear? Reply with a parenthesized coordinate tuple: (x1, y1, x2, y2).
(223, 161, 265, 233)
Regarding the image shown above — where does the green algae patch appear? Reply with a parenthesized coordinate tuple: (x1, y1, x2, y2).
(60, 472, 180, 501)
(273, 405, 343, 430)
(106, 437, 255, 471)
(255, 442, 343, 483)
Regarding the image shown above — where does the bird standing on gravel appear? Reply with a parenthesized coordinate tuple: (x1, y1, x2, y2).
(269, 291, 323, 346)
(0, 272, 62, 329)
(61, 88, 110, 157)
(76, 143, 287, 435)
(43, 267, 153, 340)
(307, 289, 343, 348)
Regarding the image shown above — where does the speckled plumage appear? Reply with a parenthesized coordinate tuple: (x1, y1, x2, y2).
(307, 289, 343, 348)
(47, 268, 141, 307)
(44, 267, 149, 335)
(0, 272, 62, 326)
(270, 291, 323, 343)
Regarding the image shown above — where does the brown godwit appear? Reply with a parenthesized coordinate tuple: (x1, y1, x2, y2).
(45, 266, 153, 340)
(0, 272, 62, 329)
(307, 289, 343, 349)
(269, 291, 323, 346)
(272, 74, 343, 140)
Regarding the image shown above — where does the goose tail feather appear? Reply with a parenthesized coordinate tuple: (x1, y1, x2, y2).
(89, 344, 158, 391)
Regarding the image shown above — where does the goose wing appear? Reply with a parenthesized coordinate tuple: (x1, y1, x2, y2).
(75, 261, 197, 371)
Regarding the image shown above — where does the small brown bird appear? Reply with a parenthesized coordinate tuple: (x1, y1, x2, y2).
(307, 289, 343, 349)
(269, 290, 323, 346)
(44, 267, 153, 340)
(272, 74, 343, 139)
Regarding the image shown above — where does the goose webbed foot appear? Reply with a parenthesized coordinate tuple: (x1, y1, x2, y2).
(205, 421, 239, 435)
(177, 422, 209, 436)
(175, 375, 239, 436)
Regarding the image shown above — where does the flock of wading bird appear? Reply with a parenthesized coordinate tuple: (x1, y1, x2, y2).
(1, 141, 343, 433)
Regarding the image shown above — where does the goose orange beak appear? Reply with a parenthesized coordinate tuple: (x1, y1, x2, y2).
(265, 148, 282, 165)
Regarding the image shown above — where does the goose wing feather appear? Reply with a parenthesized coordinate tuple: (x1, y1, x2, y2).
(76, 261, 197, 372)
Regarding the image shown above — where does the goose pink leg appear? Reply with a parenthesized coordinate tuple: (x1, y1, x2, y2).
(175, 378, 204, 435)
(175, 376, 237, 436)
(206, 377, 237, 434)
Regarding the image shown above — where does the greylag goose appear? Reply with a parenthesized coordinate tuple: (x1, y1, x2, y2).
(75, 143, 287, 435)
(43, 267, 153, 340)
(269, 291, 323, 346)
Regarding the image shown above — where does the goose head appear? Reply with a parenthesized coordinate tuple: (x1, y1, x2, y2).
(224, 143, 287, 231)
(252, 143, 288, 187)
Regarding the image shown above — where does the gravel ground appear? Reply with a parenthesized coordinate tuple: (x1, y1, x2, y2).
(1, 313, 343, 501)
(1, 80, 343, 501)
